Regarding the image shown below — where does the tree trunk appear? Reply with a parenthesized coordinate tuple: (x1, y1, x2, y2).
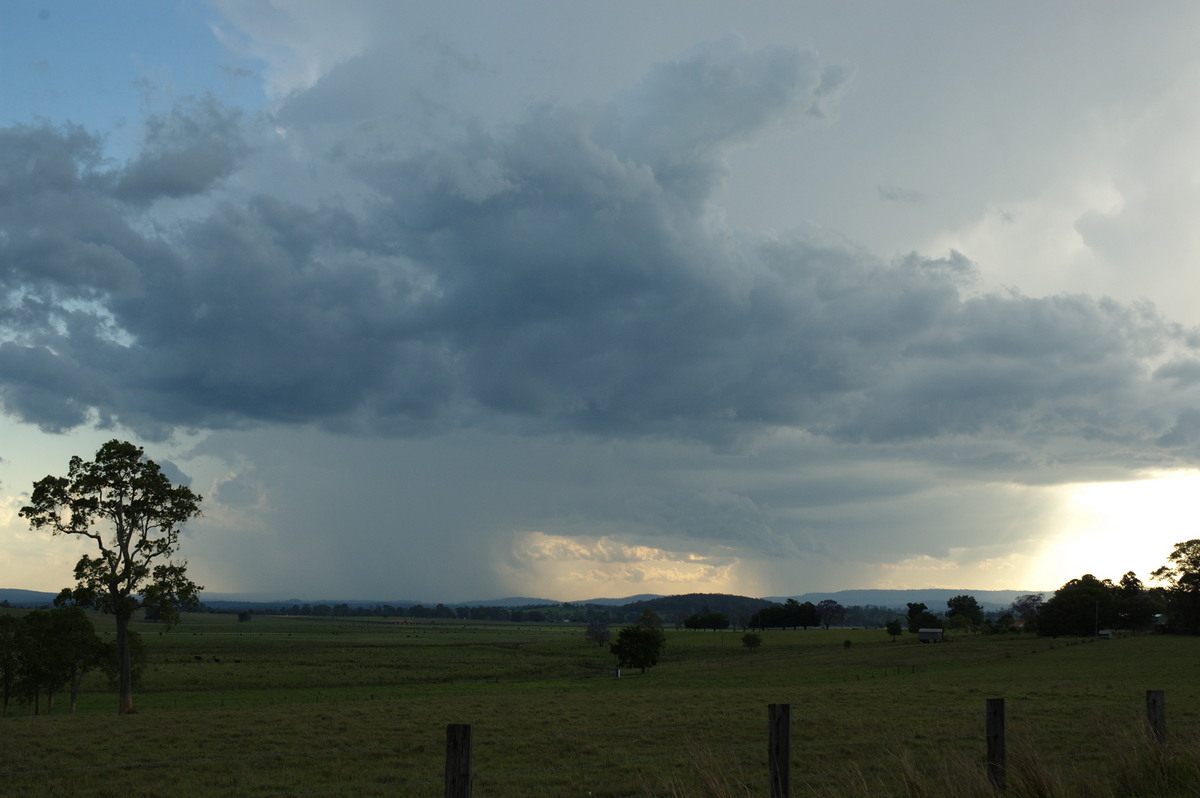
(115, 612, 135, 714)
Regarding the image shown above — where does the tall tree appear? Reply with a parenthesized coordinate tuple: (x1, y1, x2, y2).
(1152, 539, 1200, 633)
(20, 440, 203, 714)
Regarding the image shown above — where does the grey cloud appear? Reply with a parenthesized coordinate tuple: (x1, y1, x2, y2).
(1154, 358, 1200, 386)
(598, 36, 852, 205)
(213, 474, 259, 508)
(154, 458, 193, 489)
(878, 184, 925, 204)
(2, 40, 1200, 476)
(115, 97, 248, 205)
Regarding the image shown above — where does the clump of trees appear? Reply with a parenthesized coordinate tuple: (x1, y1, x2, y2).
(1031, 570, 1162, 637)
(0, 607, 104, 716)
(683, 609, 729, 631)
(748, 598, 819, 630)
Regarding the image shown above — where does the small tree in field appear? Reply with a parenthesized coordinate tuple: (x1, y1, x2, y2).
(584, 620, 611, 646)
(741, 632, 762, 651)
(886, 619, 903, 641)
(20, 440, 203, 714)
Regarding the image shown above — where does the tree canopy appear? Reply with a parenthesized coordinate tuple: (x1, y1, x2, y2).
(946, 595, 984, 629)
(1036, 574, 1115, 637)
(1152, 539, 1200, 633)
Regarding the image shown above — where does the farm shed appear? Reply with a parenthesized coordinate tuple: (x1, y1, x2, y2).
(918, 628, 943, 643)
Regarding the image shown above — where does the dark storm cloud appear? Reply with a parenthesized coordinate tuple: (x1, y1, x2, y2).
(2, 38, 1199, 474)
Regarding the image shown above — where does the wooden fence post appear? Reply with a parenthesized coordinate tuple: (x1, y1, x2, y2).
(768, 703, 791, 798)
(1146, 690, 1166, 743)
(445, 723, 472, 798)
(986, 698, 1006, 792)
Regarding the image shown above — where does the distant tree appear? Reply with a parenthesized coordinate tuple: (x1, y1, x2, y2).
(816, 599, 845, 629)
(795, 601, 820, 629)
(584, 620, 611, 646)
(20, 440, 203, 714)
(1008, 594, 1044, 629)
(885, 619, 903, 641)
(905, 603, 926, 633)
(1152, 539, 1200, 633)
(636, 608, 663, 630)
(946, 595, 984, 630)
(780, 599, 801, 629)
(610, 625, 666, 673)
(237, 610, 253, 623)
(741, 633, 762, 651)
(1112, 572, 1160, 631)
(1036, 575, 1116, 637)
(906, 603, 940, 633)
(947, 614, 972, 633)
(684, 610, 730, 631)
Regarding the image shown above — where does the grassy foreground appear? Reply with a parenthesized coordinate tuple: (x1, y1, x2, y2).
(3, 611, 1199, 796)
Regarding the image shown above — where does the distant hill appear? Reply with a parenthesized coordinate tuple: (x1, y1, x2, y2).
(770, 589, 1044, 612)
(459, 596, 559, 608)
(0, 589, 58, 607)
(621, 593, 778, 621)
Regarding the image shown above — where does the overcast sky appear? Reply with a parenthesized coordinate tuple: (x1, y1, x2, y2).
(4, 1, 1200, 603)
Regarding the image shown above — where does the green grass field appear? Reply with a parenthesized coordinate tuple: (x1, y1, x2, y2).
(3, 612, 1199, 797)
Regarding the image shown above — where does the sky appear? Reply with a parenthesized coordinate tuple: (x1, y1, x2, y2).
(3, 1, 1200, 603)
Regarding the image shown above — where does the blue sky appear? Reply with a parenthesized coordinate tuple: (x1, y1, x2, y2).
(3, 1, 1200, 603)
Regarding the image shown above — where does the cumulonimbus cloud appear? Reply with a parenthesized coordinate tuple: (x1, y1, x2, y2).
(2, 37, 1199, 477)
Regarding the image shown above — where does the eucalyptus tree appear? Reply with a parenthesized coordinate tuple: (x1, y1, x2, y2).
(20, 440, 203, 714)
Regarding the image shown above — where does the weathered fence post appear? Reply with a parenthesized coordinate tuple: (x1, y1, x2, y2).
(445, 723, 472, 798)
(986, 698, 1006, 792)
(768, 703, 791, 798)
(1146, 690, 1166, 742)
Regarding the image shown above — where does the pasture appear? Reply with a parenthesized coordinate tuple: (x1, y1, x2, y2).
(3, 611, 1199, 796)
